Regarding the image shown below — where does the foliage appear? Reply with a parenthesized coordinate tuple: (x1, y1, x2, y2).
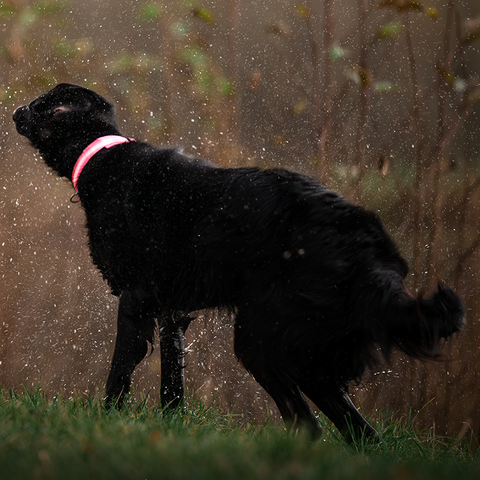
(0, 386, 479, 480)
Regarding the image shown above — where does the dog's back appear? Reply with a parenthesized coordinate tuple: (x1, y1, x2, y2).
(82, 145, 463, 374)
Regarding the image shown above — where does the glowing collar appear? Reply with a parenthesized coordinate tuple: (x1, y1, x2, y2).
(72, 135, 135, 192)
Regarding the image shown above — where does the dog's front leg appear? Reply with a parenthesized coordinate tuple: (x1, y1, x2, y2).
(159, 312, 192, 411)
(105, 290, 156, 409)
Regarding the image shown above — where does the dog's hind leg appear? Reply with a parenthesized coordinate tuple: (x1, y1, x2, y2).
(105, 290, 157, 409)
(299, 382, 378, 442)
(159, 312, 192, 411)
(233, 314, 322, 437)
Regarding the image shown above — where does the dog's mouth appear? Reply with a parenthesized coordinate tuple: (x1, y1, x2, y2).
(13, 105, 31, 136)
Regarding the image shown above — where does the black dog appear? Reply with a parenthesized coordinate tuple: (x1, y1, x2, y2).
(13, 84, 464, 441)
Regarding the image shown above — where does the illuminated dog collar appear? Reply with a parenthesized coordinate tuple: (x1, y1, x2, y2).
(72, 135, 135, 192)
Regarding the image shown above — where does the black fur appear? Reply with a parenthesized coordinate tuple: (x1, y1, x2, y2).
(13, 84, 465, 441)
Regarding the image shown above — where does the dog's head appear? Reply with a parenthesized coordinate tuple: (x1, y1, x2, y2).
(13, 84, 120, 177)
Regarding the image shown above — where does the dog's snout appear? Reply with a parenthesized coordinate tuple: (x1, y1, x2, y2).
(13, 105, 31, 136)
(13, 105, 28, 122)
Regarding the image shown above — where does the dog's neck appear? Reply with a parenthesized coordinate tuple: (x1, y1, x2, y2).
(72, 135, 135, 192)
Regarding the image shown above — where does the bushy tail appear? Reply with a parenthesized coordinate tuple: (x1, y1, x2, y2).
(379, 282, 465, 361)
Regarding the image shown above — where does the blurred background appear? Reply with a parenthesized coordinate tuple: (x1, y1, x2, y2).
(1, 0, 480, 440)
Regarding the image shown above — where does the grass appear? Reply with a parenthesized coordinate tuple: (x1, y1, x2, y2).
(0, 386, 479, 479)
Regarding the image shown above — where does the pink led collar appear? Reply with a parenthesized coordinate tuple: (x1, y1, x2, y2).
(72, 135, 135, 192)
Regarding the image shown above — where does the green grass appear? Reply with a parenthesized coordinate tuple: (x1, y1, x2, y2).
(0, 387, 478, 479)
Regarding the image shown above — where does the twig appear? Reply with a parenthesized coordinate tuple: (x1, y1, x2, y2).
(452, 234, 480, 289)
(405, 11, 426, 289)
(425, 0, 455, 286)
(354, 0, 369, 172)
(307, 0, 334, 184)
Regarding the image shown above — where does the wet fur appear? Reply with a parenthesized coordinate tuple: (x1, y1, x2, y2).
(13, 84, 465, 440)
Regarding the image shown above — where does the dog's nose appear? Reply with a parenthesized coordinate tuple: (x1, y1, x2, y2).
(13, 105, 28, 122)
(13, 105, 31, 136)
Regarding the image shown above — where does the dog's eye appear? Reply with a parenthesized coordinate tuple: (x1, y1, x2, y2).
(51, 106, 70, 116)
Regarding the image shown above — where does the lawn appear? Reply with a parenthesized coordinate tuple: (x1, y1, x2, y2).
(0, 386, 478, 479)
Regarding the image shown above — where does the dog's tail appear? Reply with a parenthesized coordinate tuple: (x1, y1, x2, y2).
(372, 277, 465, 361)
